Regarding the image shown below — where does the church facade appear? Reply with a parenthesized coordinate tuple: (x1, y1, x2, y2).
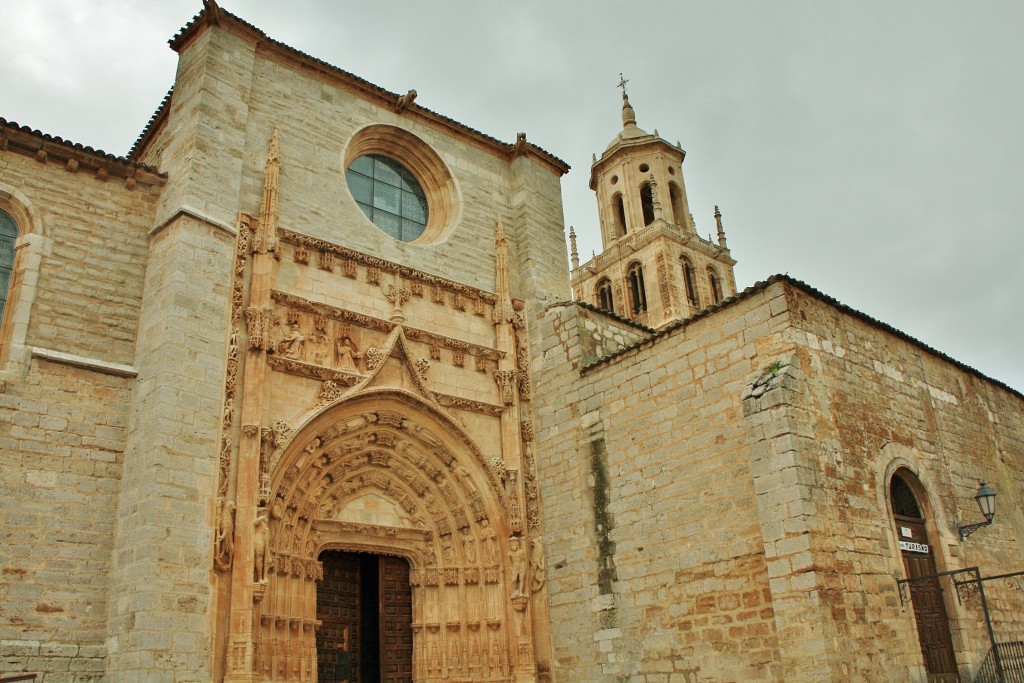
(0, 5, 1021, 683)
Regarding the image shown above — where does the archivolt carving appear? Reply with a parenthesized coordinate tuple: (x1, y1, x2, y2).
(254, 392, 522, 681)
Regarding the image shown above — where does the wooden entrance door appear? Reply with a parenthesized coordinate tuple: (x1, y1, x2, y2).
(317, 552, 413, 683)
(897, 516, 960, 683)
(380, 555, 413, 683)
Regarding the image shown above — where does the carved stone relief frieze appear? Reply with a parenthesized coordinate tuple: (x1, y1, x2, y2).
(432, 393, 505, 417)
(384, 283, 411, 308)
(364, 347, 387, 372)
(413, 357, 430, 383)
(266, 355, 362, 384)
(494, 370, 519, 405)
(317, 250, 334, 271)
(316, 380, 345, 406)
(245, 306, 274, 351)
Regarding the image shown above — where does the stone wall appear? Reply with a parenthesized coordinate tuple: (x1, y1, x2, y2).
(779, 283, 1024, 681)
(0, 144, 159, 680)
(536, 278, 1024, 683)
(0, 360, 132, 682)
(0, 146, 158, 365)
(536, 285, 793, 683)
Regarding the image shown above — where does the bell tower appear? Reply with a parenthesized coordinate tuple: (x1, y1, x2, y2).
(571, 83, 738, 328)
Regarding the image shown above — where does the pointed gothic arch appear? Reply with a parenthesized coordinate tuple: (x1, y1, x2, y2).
(255, 388, 520, 681)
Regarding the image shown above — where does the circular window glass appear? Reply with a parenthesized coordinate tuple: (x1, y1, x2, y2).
(346, 154, 429, 242)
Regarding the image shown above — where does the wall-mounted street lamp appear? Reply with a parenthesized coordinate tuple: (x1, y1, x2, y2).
(958, 481, 996, 542)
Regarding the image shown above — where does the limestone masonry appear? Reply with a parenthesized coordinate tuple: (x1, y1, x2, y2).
(1, 3, 1021, 683)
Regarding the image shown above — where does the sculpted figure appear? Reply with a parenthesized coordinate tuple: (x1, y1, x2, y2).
(463, 536, 478, 564)
(308, 330, 329, 365)
(253, 508, 271, 584)
(334, 336, 362, 371)
(530, 537, 546, 592)
(509, 536, 527, 598)
(277, 322, 305, 359)
(214, 499, 236, 572)
(480, 518, 499, 565)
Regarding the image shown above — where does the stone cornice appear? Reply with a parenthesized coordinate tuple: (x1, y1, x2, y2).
(31, 347, 137, 378)
(590, 136, 685, 188)
(571, 221, 735, 284)
(149, 206, 237, 239)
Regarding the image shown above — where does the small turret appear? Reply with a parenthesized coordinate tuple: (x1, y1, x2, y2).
(569, 227, 579, 270)
(715, 205, 728, 250)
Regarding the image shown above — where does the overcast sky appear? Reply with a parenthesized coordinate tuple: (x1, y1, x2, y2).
(2, 1, 1022, 394)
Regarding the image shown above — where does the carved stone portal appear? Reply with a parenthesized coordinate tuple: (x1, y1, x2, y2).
(246, 392, 540, 682)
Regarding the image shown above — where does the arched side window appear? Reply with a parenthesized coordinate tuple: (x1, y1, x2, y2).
(612, 194, 627, 237)
(596, 278, 614, 313)
(681, 256, 698, 307)
(640, 183, 655, 226)
(707, 266, 723, 304)
(627, 262, 647, 315)
(669, 183, 685, 228)
(0, 209, 18, 324)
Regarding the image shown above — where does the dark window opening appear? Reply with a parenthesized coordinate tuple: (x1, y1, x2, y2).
(682, 258, 698, 307)
(613, 194, 627, 236)
(708, 268, 723, 304)
(890, 475, 923, 519)
(669, 183, 685, 228)
(640, 184, 655, 226)
(628, 263, 647, 314)
(597, 278, 614, 313)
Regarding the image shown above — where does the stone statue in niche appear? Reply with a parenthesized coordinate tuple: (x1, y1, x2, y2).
(308, 330, 330, 366)
(334, 336, 362, 372)
(480, 518, 499, 565)
(509, 536, 527, 598)
(277, 322, 305, 359)
(214, 499, 236, 572)
(530, 537, 546, 592)
(253, 507, 271, 584)
(463, 536, 477, 564)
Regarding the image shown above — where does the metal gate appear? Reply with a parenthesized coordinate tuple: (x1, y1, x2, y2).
(897, 567, 1024, 683)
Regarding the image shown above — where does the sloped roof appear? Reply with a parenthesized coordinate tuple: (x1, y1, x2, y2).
(0, 117, 165, 183)
(580, 274, 1023, 401)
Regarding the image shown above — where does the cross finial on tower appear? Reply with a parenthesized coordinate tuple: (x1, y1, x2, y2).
(619, 74, 637, 127)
